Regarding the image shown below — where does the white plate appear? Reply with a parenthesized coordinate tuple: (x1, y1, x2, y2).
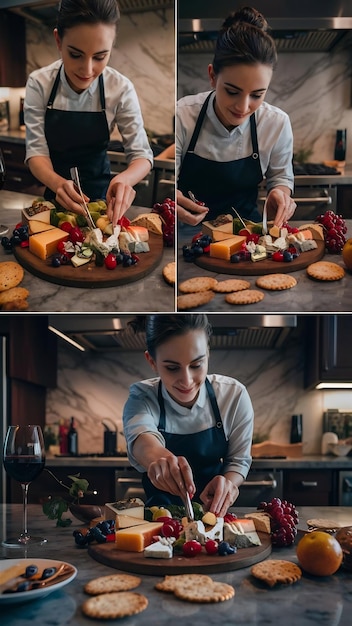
(0, 558, 77, 605)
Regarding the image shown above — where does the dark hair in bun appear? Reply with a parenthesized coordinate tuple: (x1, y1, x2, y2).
(57, 0, 120, 38)
(212, 6, 277, 74)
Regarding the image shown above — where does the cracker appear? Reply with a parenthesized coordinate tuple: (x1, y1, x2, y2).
(174, 581, 235, 603)
(213, 279, 250, 293)
(81, 591, 148, 619)
(162, 261, 176, 285)
(84, 574, 141, 595)
(255, 274, 297, 291)
(225, 289, 264, 305)
(0, 287, 29, 304)
(251, 559, 302, 587)
(178, 276, 218, 293)
(307, 518, 342, 531)
(0, 261, 24, 292)
(155, 574, 213, 593)
(177, 291, 214, 310)
(306, 261, 345, 281)
(0, 299, 29, 311)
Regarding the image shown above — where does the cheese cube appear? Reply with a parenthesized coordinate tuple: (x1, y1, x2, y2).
(209, 236, 246, 260)
(245, 512, 271, 534)
(115, 522, 163, 552)
(28, 228, 69, 260)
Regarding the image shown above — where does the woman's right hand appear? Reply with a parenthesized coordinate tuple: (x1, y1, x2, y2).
(147, 454, 195, 499)
(55, 179, 89, 216)
(177, 189, 209, 226)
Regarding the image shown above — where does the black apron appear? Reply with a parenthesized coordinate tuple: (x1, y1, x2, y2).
(178, 91, 263, 221)
(44, 66, 111, 201)
(142, 378, 228, 507)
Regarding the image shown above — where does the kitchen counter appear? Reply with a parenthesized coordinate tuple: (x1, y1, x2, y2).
(178, 220, 352, 312)
(1, 504, 351, 626)
(0, 191, 175, 312)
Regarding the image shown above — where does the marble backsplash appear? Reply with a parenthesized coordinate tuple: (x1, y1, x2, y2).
(45, 328, 350, 456)
(178, 49, 352, 164)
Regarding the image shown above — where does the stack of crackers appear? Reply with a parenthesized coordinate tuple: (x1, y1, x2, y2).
(0, 261, 29, 310)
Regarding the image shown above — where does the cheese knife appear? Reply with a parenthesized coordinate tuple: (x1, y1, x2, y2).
(70, 166, 96, 230)
(231, 206, 247, 230)
(262, 197, 268, 235)
(183, 491, 194, 522)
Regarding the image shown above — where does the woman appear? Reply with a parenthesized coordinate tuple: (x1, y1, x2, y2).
(24, 0, 153, 226)
(176, 6, 296, 227)
(123, 314, 254, 517)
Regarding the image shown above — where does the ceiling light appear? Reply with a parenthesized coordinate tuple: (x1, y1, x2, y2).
(315, 382, 352, 389)
(48, 326, 86, 352)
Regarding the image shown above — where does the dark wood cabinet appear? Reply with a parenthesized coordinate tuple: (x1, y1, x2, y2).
(337, 185, 352, 219)
(305, 315, 352, 388)
(283, 469, 336, 506)
(1, 141, 45, 194)
(8, 315, 57, 388)
(0, 11, 26, 88)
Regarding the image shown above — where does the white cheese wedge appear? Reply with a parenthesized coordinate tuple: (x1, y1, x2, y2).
(273, 236, 288, 250)
(297, 239, 318, 252)
(144, 540, 173, 559)
(184, 518, 224, 544)
(105, 225, 121, 252)
(70, 254, 91, 267)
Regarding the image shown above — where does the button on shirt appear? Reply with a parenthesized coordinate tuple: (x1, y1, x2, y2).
(123, 373, 254, 479)
(24, 60, 153, 167)
(176, 91, 294, 193)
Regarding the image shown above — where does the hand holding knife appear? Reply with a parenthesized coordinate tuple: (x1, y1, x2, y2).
(70, 166, 96, 230)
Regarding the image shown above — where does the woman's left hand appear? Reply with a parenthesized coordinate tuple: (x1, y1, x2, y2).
(199, 476, 239, 518)
(106, 178, 136, 226)
(266, 188, 296, 228)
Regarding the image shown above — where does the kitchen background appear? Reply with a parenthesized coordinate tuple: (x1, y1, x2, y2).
(44, 314, 352, 457)
(0, 4, 175, 136)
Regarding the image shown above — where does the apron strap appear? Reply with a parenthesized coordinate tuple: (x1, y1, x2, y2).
(250, 112, 259, 159)
(157, 377, 223, 432)
(186, 91, 213, 153)
(98, 73, 106, 111)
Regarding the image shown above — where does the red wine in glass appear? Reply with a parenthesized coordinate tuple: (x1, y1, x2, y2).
(2, 425, 47, 547)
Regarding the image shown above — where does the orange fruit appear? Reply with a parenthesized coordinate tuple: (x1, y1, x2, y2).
(296, 531, 343, 576)
(342, 238, 352, 271)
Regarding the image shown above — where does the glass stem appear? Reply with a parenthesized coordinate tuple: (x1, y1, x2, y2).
(21, 483, 30, 542)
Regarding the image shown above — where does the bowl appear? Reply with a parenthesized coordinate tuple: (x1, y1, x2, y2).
(328, 443, 352, 457)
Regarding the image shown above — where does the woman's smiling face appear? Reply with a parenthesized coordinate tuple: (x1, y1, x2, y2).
(208, 62, 273, 129)
(145, 330, 209, 408)
(54, 22, 115, 93)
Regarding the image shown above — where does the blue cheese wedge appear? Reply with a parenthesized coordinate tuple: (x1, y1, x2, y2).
(144, 539, 173, 559)
(184, 518, 224, 544)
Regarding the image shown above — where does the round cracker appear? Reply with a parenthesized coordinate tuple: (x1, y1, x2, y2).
(173, 581, 235, 603)
(84, 574, 141, 595)
(306, 261, 345, 281)
(307, 518, 342, 530)
(177, 290, 214, 310)
(155, 574, 213, 593)
(0, 287, 29, 304)
(81, 591, 148, 619)
(0, 299, 29, 311)
(0, 261, 24, 292)
(213, 279, 250, 293)
(251, 559, 302, 587)
(225, 289, 264, 305)
(178, 276, 218, 293)
(255, 274, 297, 291)
(162, 261, 176, 285)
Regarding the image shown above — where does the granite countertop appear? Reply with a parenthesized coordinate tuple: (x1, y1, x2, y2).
(178, 220, 352, 312)
(0, 191, 175, 312)
(1, 504, 351, 626)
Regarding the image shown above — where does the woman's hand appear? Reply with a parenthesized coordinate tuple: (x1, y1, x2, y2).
(147, 454, 195, 499)
(106, 178, 136, 226)
(55, 179, 89, 216)
(177, 189, 209, 226)
(199, 475, 239, 517)
(266, 187, 296, 228)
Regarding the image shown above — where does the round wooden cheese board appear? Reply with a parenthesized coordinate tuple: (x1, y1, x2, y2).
(88, 532, 272, 576)
(194, 240, 325, 276)
(13, 232, 164, 288)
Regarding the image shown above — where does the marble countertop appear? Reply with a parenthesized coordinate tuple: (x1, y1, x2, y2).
(178, 221, 352, 312)
(0, 191, 175, 312)
(1, 504, 351, 626)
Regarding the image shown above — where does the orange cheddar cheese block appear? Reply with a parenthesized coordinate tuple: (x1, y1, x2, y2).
(209, 235, 246, 261)
(115, 522, 163, 552)
(28, 220, 55, 235)
(29, 228, 69, 260)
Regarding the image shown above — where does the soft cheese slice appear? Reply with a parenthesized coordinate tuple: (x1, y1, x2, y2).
(22, 207, 52, 225)
(298, 223, 324, 240)
(184, 518, 224, 544)
(127, 225, 149, 242)
(115, 514, 148, 530)
(115, 522, 163, 552)
(29, 228, 69, 260)
(28, 220, 55, 235)
(245, 512, 271, 534)
(209, 236, 246, 261)
(105, 498, 145, 520)
(144, 540, 173, 559)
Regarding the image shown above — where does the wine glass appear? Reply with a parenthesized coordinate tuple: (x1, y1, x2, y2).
(0, 148, 5, 190)
(2, 425, 47, 547)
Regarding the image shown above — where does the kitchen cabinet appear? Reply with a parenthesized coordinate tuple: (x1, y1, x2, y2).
(0, 11, 26, 88)
(283, 469, 335, 506)
(304, 314, 352, 388)
(1, 141, 44, 193)
(337, 185, 352, 218)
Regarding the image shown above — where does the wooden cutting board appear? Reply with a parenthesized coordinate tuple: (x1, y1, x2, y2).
(13, 232, 164, 288)
(194, 240, 325, 275)
(88, 532, 271, 576)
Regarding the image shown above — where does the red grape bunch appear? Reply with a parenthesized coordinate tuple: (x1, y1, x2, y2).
(315, 210, 347, 254)
(152, 197, 175, 247)
(258, 497, 299, 547)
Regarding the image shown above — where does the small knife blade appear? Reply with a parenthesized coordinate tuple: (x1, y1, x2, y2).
(183, 491, 194, 522)
(70, 166, 95, 230)
(262, 197, 268, 235)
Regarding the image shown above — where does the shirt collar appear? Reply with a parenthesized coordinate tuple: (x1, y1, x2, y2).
(207, 91, 250, 137)
(161, 379, 208, 415)
(60, 64, 99, 98)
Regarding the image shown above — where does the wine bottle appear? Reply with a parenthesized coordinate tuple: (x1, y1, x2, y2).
(67, 417, 78, 455)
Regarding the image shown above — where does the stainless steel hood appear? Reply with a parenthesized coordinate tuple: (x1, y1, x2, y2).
(178, 0, 352, 53)
(1, 0, 174, 26)
(48, 314, 297, 352)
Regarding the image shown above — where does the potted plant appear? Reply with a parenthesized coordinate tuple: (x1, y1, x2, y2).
(42, 469, 102, 526)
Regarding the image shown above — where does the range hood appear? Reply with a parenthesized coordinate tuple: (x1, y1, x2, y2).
(178, 0, 352, 53)
(48, 314, 297, 352)
(1, 0, 174, 25)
